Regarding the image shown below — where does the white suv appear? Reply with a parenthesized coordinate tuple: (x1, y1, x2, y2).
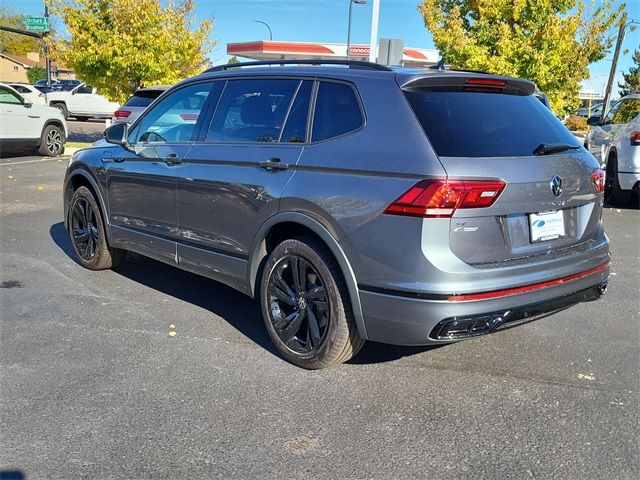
(47, 83, 120, 121)
(586, 94, 640, 205)
(0, 83, 67, 156)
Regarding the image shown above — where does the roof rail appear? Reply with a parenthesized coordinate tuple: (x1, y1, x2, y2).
(203, 59, 393, 73)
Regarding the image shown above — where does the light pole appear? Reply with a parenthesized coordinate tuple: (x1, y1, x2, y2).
(346, 0, 366, 60)
(253, 20, 272, 41)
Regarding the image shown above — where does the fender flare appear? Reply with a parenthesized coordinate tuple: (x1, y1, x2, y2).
(65, 167, 112, 243)
(247, 212, 368, 340)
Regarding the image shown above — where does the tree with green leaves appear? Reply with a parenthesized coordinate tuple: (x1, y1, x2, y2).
(619, 48, 640, 96)
(48, 0, 214, 103)
(0, 7, 42, 55)
(26, 66, 47, 84)
(418, 0, 626, 115)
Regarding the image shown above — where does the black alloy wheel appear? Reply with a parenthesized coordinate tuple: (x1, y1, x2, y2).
(267, 254, 330, 354)
(67, 186, 126, 270)
(260, 237, 364, 369)
(70, 196, 99, 261)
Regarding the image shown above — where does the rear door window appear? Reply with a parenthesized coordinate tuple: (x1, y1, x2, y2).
(311, 81, 363, 142)
(280, 80, 312, 143)
(207, 79, 299, 143)
(610, 98, 640, 124)
(404, 90, 579, 157)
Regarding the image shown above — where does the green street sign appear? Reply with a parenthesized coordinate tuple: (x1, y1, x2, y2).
(26, 17, 49, 32)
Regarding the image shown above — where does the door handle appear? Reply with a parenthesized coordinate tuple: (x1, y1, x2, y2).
(259, 157, 289, 171)
(163, 154, 182, 166)
(112, 158, 125, 163)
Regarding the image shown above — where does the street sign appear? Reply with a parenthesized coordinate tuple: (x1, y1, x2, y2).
(26, 17, 49, 33)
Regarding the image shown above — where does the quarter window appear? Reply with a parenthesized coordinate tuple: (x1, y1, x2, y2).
(311, 81, 363, 142)
(132, 82, 217, 144)
(280, 80, 312, 143)
(207, 79, 299, 143)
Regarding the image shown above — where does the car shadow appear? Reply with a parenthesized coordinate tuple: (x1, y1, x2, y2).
(50, 221, 448, 365)
(50, 222, 277, 356)
(604, 191, 639, 210)
(0, 146, 39, 159)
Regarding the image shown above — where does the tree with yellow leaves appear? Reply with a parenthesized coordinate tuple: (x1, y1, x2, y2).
(48, 0, 214, 103)
(418, 0, 626, 115)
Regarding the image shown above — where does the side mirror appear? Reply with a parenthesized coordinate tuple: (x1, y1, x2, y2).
(104, 122, 129, 146)
(587, 115, 601, 127)
(24, 100, 32, 108)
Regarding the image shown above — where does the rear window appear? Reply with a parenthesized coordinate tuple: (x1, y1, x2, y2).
(404, 90, 579, 157)
(124, 90, 164, 108)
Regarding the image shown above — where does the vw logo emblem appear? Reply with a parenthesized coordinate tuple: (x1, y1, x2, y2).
(550, 176, 563, 197)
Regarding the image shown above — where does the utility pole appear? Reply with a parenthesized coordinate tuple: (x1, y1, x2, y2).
(368, 0, 380, 63)
(601, 15, 627, 120)
(44, 3, 51, 87)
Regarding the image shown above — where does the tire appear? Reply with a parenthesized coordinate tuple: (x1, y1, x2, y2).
(260, 236, 364, 369)
(67, 186, 127, 270)
(604, 154, 631, 206)
(51, 102, 68, 119)
(38, 124, 65, 157)
(75, 116, 90, 121)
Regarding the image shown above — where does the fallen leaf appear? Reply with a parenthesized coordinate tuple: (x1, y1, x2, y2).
(169, 324, 175, 329)
(577, 373, 595, 381)
(168, 331, 176, 337)
(36, 185, 45, 191)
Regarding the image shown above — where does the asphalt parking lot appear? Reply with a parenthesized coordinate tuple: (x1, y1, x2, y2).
(0, 155, 638, 479)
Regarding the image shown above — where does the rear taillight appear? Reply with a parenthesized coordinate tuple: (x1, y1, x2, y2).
(631, 131, 640, 146)
(591, 169, 605, 193)
(113, 110, 131, 118)
(384, 179, 506, 218)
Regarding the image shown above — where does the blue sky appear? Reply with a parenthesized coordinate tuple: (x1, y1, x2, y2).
(6, 0, 640, 98)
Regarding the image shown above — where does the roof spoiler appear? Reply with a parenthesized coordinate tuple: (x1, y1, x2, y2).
(401, 74, 535, 96)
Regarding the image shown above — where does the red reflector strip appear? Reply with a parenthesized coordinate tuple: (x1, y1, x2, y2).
(448, 262, 609, 302)
(180, 113, 198, 121)
(631, 131, 640, 145)
(113, 110, 131, 118)
(465, 78, 507, 87)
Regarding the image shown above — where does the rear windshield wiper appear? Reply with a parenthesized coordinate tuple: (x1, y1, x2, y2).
(532, 144, 581, 156)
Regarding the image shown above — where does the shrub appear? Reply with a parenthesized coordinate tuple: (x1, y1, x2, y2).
(565, 115, 588, 132)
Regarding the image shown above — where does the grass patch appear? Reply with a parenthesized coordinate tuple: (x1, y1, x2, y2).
(65, 142, 92, 149)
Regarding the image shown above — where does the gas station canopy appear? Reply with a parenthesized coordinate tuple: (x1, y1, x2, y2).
(227, 41, 439, 67)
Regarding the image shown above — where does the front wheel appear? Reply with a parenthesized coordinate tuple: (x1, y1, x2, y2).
(260, 237, 364, 369)
(38, 124, 65, 157)
(67, 186, 127, 270)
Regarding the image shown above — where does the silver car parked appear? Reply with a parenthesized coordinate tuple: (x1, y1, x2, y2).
(63, 60, 610, 369)
(586, 94, 640, 205)
(112, 85, 170, 125)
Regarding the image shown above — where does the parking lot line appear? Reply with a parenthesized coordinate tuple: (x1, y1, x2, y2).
(0, 157, 68, 167)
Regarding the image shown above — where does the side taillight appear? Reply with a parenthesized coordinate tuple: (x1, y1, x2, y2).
(113, 110, 131, 118)
(591, 169, 605, 193)
(630, 131, 640, 146)
(384, 179, 506, 218)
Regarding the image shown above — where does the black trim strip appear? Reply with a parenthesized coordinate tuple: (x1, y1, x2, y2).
(359, 284, 449, 301)
(114, 224, 249, 260)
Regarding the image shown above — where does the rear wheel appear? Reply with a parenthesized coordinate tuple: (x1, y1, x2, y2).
(605, 154, 631, 206)
(260, 237, 364, 369)
(68, 186, 126, 270)
(51, 102, 68, 119)
(38, 124, 65, 157)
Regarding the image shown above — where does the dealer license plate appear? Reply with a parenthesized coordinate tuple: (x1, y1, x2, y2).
(529, 210, 565, 243)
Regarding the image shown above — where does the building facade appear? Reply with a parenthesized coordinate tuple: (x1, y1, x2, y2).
(0, 52, 75, 83)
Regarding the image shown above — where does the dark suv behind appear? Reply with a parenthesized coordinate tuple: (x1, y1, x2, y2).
(63, 60, 609, 369)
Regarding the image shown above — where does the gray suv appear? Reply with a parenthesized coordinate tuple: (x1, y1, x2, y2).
(63, 60, 610, 369)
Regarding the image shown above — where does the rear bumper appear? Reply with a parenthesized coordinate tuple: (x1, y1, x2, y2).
(359, 262, 609, 345)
